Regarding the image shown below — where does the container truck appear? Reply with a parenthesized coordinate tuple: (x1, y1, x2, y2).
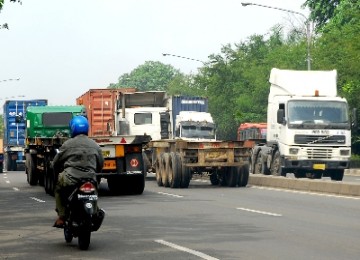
(115, 91, 250, 188)
(25, 105, 87, 195)
(76, 88, 151, 195)
(3, 99, 48, 171)
(251, 68, 351, 180)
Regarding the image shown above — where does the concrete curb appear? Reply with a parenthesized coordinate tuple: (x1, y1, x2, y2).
(248, 175, 360, 197)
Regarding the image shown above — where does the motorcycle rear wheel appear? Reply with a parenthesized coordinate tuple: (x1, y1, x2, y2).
(78, 229, 91, 250)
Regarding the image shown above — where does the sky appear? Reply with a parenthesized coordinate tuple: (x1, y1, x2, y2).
(0, 0, 308, 109)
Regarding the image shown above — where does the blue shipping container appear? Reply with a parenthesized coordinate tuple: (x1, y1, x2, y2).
(3, 99, 48, 147)
(171, 96, 209, 135)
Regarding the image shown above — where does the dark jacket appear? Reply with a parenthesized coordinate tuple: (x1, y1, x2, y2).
(52, 134, 104, 181)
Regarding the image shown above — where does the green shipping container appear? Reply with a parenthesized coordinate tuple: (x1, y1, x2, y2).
(26, 105, 86, 138)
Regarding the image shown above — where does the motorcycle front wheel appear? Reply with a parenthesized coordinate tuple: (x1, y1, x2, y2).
(78, 228, 91, 250)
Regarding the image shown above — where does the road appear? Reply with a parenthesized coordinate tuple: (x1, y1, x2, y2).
(1, 171, 360, 260)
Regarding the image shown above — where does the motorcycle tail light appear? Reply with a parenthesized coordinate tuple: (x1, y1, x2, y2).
(79, 182, 96, 193)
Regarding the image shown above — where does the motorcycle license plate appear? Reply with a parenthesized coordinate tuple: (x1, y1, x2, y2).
(313, 164, 325, 170)
(77, 194, 98, 200)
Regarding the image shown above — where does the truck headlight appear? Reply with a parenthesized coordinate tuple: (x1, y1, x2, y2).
(289, 148, 299, 155)
(340, 150, 350, 156)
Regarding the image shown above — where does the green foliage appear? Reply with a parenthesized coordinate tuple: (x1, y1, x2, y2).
(303, 0, 340, 31)
(109, 61, 182, 92)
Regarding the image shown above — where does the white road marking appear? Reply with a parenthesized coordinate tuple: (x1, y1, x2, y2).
(13, 187, 19, 191)
(157, 192, 183, 198)
(155, 239, 219, 260)
(236, 207, 282, 217)
(30, 197, 46, 203)
(3, 176, 8, 178)
(5, 180, 10, 184)
(251, 186, 360, 200)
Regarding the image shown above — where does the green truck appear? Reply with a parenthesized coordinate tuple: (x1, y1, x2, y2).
(25, 105, 150, 195)
(25, 105, 86, 195)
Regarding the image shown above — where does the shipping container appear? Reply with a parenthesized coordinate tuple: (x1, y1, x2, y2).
(76, 88, 136, 137)
(3, 99, 48, 171)
(170, 96, 209, 135)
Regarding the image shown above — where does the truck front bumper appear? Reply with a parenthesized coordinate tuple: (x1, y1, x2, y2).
(283, 158, 349, 171)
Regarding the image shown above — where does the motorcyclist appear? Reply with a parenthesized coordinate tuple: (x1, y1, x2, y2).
(52, 115, 104, 227)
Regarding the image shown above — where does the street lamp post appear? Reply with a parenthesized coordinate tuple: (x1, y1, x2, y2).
(241, 2, 311, 70)
(162, 53, 205, 65)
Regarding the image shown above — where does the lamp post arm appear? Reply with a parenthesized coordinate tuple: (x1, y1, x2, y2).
(241, 2, 311, 70)
(162, 53, 205, 65)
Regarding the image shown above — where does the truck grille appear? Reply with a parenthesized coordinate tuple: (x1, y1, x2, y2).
(294, 135, 345, 145)
(306, 149, 333, 159)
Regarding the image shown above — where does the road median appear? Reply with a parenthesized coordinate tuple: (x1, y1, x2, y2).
(248, 175, 360, 196)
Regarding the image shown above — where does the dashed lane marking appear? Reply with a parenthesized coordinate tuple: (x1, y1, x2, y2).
(155, 239, 219, 260)
(236, 207, 282, 217)
(30, 197, 46, 203)
(13, 187, 19, 191)
(157, 192, 183, 198)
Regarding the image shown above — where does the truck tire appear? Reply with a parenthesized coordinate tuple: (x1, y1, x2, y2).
(330, 169, 344, 181)
(161, 153, 170, 187)
(210, 172, 219, 185)
(180, 159, 191, 188)
(169, 152, 181, 188)
(155, 154, 162, 186)
(253, 152, 262, 175)
(131, 174, 145, 195)
(238, 164, 249, 187)
(225, 167, 238, 187)
(271, 150, 286, 177)
(26, 153, 38, 186)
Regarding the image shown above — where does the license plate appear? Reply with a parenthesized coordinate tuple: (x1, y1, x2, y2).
(313, 164, 325, 170)
(103, 160, 116, 170)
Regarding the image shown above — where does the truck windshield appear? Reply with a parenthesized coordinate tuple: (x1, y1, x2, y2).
(287, 100, 349, 129)
(181, 125, 216, 139)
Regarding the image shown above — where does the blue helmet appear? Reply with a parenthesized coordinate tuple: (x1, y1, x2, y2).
(69, 115, 89, 137)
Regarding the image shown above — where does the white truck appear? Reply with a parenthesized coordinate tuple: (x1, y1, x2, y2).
(251, 68, 351, 181)
(116, 91, 250, 188)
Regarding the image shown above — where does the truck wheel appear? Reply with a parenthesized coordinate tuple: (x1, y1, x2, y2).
(131, 174, 145, 195)
(169, 152, 181, 188)
(253, 153, 262, 175)
(155, 154, 162, 186)
(180, 167, 191, 188)
(294, 170, 306, 178)
(330, 170, 344, 181)
(210, 173, 219, 185)
(225, 167, 238, 187)
(26, 153, 38, 186)
(161, 153, 170, 187)
(238, 164, 249, 187)
(217, 168, 227, 186)
(271, 151, 286, 177)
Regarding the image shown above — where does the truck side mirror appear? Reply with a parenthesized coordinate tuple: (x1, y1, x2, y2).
(277, 109, 285, 125)
(352, 108, 358, 131)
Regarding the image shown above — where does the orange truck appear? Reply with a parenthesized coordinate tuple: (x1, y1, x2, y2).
(76, 88, 151, 195)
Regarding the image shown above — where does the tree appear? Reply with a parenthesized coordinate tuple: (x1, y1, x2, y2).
(303, 0, 340, 31)
(109, 61, 182, 92)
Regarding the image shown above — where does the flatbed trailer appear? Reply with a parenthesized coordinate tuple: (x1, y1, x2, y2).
(149, 139, 250, 188)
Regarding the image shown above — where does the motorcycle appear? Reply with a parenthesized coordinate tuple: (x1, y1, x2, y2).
(61, 178, 105, 250)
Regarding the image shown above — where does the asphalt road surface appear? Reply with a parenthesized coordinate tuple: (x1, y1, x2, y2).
(1, 171, 359, 260)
